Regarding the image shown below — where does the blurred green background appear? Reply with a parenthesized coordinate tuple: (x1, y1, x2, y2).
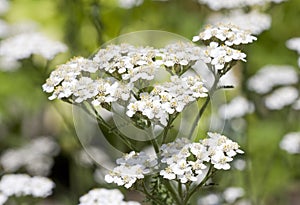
(0, 0, 299, 204)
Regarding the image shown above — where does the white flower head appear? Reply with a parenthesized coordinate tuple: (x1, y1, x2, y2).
(279, 132, 300, 154)
(193, 23, 257, 46)
(78, 188, 141, 205)
(223, 187, 244, 203)
(264, 86, 299, 110)
(0, 32, 67, 61)
(206, 10, 272, 35)
(197, 0, 287, 11)
(219, 96, 254, 119)
(0, 174, 54, 198)
(105, 151, 157, 188)
(247, 65, 298, 94)
(0, 193, 7, 205)
(0, 0, 9, 15)
(286, 37, 300, 55)
(118, 0, 143, 9)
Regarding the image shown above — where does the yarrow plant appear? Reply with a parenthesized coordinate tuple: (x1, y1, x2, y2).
(0, 174, 55, 205)
(43, 24, 256, 205)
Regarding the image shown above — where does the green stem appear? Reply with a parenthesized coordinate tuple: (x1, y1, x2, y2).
(188, 74, 219, 140)
(141, 182, 165, 205)
(163, 180, 182, 205)
(80, 103, 137, 151)
(183, 165, 214, 204)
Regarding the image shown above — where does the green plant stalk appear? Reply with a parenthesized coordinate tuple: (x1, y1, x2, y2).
(188, 73, 220, 140)
(182, 165, 214, 204)
(163, 179, 183, 205)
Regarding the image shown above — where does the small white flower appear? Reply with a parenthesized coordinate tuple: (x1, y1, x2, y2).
(211, 150, 233, 170)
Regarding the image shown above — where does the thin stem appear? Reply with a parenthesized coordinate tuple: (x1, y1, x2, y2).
(161, 113, 178, 144)
(80, 103, 137, 151)
(163, 180, 182, 205)
(141, 182, 165, 205)
(183, 165, 214, 204)
(188, 74, 219, 140)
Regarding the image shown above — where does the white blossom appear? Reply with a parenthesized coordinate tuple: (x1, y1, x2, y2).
(0, 19, 10, 38)
(0, 193, 7, 205)
(0, 174, 55, 198)
(0, 136, 59, 176)
(193, 23, 257, 46)
(286, 37, 300, 55)
(118, 0, 143, 9)
(279, 132, 300, 154)
(0, 32, 67, 61)
(264, 86, 299, 110)
(203, 42, 247, 70)
(105, 151, 157, 188)
(206, 10, 271, 35)
(78, 188, 141, 205)
(198, 194, 220, 205)
(247, 65, 298, 94)
(223, 187, 244, 203)
(197, 0, 287, 11)
(0, 0, 9, 15)
(126, 75, 208, 126)
(219, 96, 254, 119)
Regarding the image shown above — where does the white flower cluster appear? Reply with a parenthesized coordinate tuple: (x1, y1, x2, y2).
(126, 75, 208, 126)
(105, 132, 243, 188)
(0, 32, 67, 63)
(197, 0, 286, 11)
(42, 56, 131, 103)
(0, 174, 55, 198)
(223, 187, 245, 203)
(0, 136, 59, 176)
(43, 42, 210, 127)
(247, 65, 298, 94)
(105, 151, 157, 188)
(198, 187, 245, 205)
(79, 188, 141, 205)
(118, 0, 143, 9)
(193, 24, 257, 46)
(203, 42, 246, 70)
(264, 86, 299, 110)
(0, 193, 7, 205)
(93, 42, 204, 78)
(219, 96, 254, 119)
(193, 24, 256, 72)
(279, 132, 300, 154)
(0, 20, 9, 38)
(286, 37, 300, 67)
(0, 0, 9, 15)
(206, 10, 272, 35)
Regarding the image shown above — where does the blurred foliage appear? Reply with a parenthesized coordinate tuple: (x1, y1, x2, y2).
(0, 0, 299, 205)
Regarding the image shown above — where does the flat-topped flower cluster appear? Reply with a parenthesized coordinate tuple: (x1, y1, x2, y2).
(105, 132, 243, 188)
(0, 174, 55, 203)
(193, 24, 256, 73)
(43, 24, 256, 128)
(78, 188, 141, 205)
